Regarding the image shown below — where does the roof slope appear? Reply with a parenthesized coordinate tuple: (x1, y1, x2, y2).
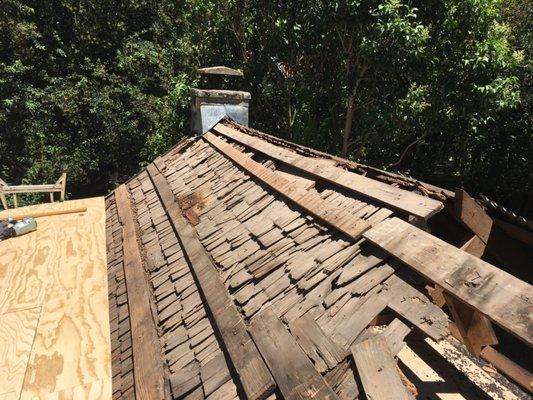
(106, 121, 530, 399)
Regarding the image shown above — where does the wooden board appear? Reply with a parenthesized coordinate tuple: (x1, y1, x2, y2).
(397, 339, 520, 400)
(454, 189, 532, 279)
(0, 198, 111, 399)
(114, 185, 165, 400)
(249, 309, 340, 400)
(331, 292, 390, 348)
(351, 335, 412, 400)
(443, 292, 498, 356)
(213, 123, 443, 219)
(203, 132, 370, 240)
(364, 217, 533, 346)
(380, 318, 411, 356)
(454, 189, 494, 243)
(289, 314, 348, 373)
(480, 346, 533, 393)
(424, 338, 522, 400)
(0, 308, 40, 400)
(146, 163, 275, 400)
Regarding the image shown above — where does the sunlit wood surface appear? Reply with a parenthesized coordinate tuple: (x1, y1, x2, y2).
(0, 198, 111, 399)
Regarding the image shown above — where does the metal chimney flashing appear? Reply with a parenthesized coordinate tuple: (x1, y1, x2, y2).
(191, 67, 250, 134)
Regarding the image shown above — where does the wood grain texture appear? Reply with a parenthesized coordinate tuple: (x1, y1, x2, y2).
(114, 185, 165, 400)
(213, 123, 443, 219)
(351, 335, 412, 400)
(364, 217, 533, 346)
(20, 198, 111, 399)
(0, 198, 111, 399)
(249, 309, 340, 400)
(40, 378, 112, 400)
(289, 314, 347, 373)
(203, 132, 370, 240)
(0, 308, 41, 400)
(147, 163, 275, 400)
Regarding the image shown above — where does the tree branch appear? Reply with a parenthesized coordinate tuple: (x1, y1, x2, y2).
(387, 134, 427, 170)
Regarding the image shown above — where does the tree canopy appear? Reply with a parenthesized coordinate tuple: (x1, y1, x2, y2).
(0, 0, 531, 211)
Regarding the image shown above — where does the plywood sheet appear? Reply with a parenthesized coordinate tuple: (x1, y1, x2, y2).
(40, 378, 112, 400)
(0, 198, 111, 399)
(0, 308, 41, 400)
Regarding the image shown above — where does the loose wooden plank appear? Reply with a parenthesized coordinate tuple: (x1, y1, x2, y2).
(213, 123, 443, 219)
(380, 318, 411, 356)
(384, 275, 449, 341)
(0, 308, 40, 400)
(249, 309, 340, 400)
(480, 346, 533, 393)
(351, 335, 412, 400)
(364, 217, 533, 346)
(146, 163, 275, 400)
(331, 291, 390, 348)
(114, 185, 166, 400)
(289, 314, 348, 373)
(203, 132, 370, 240)
(454, 189, 494, 243)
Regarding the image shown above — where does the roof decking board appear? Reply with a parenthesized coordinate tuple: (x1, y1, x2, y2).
(249, 309, 340, 400)
(114, 185, 166, 400)
(0, 198, 111, 399)
(213, 123, 443, 220)
(351, 335, 414, 400)
(364, 217, 533, 346)
(106, 197, 135, 399)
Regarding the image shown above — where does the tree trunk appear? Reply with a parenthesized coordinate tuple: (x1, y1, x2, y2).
(341, 65, 367, 158)
(342, 95, 355, 157)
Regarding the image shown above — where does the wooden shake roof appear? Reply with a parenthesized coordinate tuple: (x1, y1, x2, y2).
(105, 120, 531, 399)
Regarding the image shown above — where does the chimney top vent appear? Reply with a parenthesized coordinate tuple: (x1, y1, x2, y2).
(191, 66, 250, 135)
(198, 66, 243, 77)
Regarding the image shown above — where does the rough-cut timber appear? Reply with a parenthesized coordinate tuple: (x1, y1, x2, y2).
(146, 163, 275, 400)
(364, 217, 533, 346)
(115, 185, 166, 400)
(351, 335, 413, 400)
(213, 123, 443, 219)
(249, 309, 340, 400)
(204, 131, 370, 240)
(443, 292, 498, 356)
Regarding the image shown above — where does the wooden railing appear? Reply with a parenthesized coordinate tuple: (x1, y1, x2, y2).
(0, 173, 66, 209)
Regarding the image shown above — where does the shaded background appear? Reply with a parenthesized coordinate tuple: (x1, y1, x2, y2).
(0, 0, 531, 216)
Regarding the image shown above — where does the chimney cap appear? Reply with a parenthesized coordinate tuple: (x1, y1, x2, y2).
(198, 66, 243, 77)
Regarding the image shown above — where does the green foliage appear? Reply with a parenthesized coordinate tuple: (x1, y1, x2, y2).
(0, 0, 530, 208)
